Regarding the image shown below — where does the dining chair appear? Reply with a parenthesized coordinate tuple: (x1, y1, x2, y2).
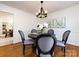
(36, 34, 56, 57)
(18, 30, 34, 56)
(31, 29, 37, 33)
(48, 29, 54, 36)
(31, 29, 38, 53)
(56, 30, 71, 56)
(48, 29, 57, 41)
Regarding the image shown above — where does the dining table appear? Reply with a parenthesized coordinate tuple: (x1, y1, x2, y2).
(28, 33, 40, 52)
(28, 33, 40, 39)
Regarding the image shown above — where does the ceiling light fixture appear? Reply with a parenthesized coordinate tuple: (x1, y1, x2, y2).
(36, 1, 47, 18)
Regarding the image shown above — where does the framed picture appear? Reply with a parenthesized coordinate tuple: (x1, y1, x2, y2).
(48, 16, 66, 28)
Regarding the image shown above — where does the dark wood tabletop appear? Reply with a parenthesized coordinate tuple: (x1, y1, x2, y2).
(28, 33, 39, 39)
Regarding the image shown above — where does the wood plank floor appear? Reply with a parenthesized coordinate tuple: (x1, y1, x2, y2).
(0, 42, 79, 57)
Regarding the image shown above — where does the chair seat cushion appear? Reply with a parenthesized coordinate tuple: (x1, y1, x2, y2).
(24, 39, 34, 44)
(56, 40, 65, 47)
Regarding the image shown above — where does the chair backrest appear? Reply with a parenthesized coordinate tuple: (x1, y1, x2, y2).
(18, 30, 25, 43)
(48, 29, 54, 36)
(62, 30, 71, 44)
(36, 34, 56, 57)
(31, 29, 37, 33)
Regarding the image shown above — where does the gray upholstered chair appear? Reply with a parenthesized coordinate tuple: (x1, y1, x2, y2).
(18, 30, 34, 56)
(48, 29, 54, 36)
(31, 29, 38, 52)
(31, 29, 37, 33)
(36, 34, 56, 57)
(56, 30, 71, 56)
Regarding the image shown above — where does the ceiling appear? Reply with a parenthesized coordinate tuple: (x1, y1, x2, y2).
(0, 1, 79, 14)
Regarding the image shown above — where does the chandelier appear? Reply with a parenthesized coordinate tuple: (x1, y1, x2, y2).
(36, 1, 47, 18)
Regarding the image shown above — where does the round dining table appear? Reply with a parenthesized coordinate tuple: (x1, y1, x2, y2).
(28, 33, 39, 39)
(28, 33, 39, 53)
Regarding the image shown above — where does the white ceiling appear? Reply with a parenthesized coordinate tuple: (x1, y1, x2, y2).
(0, 1, 79, 14)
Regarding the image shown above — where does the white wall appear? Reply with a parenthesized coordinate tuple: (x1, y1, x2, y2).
(0, 4, 40, 43)
(45, 4, 79, 46)
(0, 3, 79, 46)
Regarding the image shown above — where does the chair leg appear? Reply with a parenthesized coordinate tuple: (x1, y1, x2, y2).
(63, 47, 65, 57)
(32, 44, 34, 52)
(32, 40, 36, 53)
(52, 52, 54, 57)
(36, 53, 39, 57)
(23, 45, 25, 56)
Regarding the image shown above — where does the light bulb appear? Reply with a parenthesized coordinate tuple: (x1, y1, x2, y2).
(45, 10, 47, 13)
(36, 12, 38, 15)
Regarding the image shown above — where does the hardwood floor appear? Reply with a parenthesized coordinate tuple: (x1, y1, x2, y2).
(0, 42, 79, 57)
